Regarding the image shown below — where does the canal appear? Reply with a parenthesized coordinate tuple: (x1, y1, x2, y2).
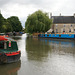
(0, 34, 75, 75)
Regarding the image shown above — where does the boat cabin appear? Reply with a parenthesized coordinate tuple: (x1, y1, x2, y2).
(0, 41, 18, 53)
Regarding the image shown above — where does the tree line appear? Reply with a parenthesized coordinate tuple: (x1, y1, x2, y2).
(0, 13, 23, 33)
(0, 10, 52, 34)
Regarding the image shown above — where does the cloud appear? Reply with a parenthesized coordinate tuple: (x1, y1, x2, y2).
(0, 2, 38, 27)
(0, 0, 11, 7)
(0, 0, 75, 27)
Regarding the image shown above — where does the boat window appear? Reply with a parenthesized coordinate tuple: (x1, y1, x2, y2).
(47, 35, 49, 36)
(69, 35, 71, 36)
(0, 41, 4, 49)
(4, 42, 7, 49)
(59, 35, 61, 37)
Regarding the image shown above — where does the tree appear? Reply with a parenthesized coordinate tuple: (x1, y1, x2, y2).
(0, 13, 12, 33)
(7, 16, 23, 32)
(0, 13, 23, 33)
(2, 20, 12, 32)
(0, 13, 5, 32)
(25, 10, 52, 33)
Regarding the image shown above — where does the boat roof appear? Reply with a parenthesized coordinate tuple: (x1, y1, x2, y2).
(0, 41, 18, 53)
(0, 36, 14, 41)
(0, 36, 8, 41)
(0, 49, 18, 53)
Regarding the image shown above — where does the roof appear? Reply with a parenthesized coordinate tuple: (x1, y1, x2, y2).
(47, 29, 53, 32)
(51, 16, 75, 23)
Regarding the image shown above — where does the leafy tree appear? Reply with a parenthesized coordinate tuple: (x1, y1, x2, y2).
(25, 10, 52, 33)
(0, 13, 5, 32)
(0, 13, 4, 25)
(7, 16, 23, 32)
(0, 13, 12, 33)
(2, 20, 12, 32)
(0, 13, 23, 33)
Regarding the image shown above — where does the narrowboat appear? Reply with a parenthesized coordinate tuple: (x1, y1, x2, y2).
(0, 36, 21, 64)
(38, 34, 75, 40)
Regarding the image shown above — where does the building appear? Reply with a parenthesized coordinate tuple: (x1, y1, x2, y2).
(51, 14, 75, 34)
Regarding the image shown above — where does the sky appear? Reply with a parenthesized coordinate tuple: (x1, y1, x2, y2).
(0, 0, 75, 27)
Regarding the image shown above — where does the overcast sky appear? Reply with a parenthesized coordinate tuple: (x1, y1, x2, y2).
(0, 0, 75, 27)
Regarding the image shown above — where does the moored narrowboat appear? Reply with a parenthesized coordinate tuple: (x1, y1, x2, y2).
(0, 36, 21, 64)
(38, 34, 75, 40)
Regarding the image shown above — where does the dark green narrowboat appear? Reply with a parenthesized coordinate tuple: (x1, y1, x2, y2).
(0, 36, 21, 64)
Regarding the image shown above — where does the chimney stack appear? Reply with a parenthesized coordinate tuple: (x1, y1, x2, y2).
(60, 13, 61, 16)
(74, 13, 75, 18)
(50, 13, 52, 19)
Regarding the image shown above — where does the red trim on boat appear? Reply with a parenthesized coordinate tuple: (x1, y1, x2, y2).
(0, 36, 8, 41)
(5, 51, 21, 56)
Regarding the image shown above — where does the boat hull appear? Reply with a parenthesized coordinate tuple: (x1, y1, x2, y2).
(0, 51, 21, 64)
(6, 53, 20, 63)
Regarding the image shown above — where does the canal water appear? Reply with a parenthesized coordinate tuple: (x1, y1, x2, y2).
(0, 34, 75, 75)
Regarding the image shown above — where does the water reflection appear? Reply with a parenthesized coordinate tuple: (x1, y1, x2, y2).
(40, 39, 75, 47)
(0, 60, 21, 75)
(26, 37, 51, 61)
(26, 37, 75, 61)
(26, 37, 75, 75)
(39, 39, 75, 55)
